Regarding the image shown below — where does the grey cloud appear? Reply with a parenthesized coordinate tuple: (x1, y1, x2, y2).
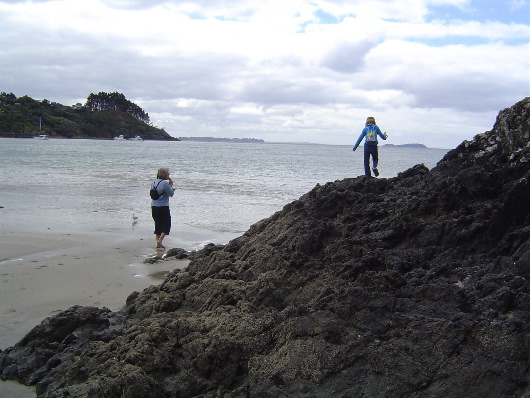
(414, 82, 524, 113)
(0, 14, 250, 105)
(238, 77, 340, 105)
(321, 40, 376, 73)
(132, 54, 251, 102)
(370, 69, 527, 113)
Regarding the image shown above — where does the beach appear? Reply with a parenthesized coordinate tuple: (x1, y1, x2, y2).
(0, 226, 192, 398)
(0, 226, 190, 397)
(0, 138, 449, 396)
(0, 227, 189, 349)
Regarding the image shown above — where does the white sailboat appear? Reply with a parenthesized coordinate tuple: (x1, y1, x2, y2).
(34, 118, 49, 139)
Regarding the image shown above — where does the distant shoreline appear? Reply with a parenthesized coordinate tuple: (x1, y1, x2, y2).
(3, 136, 435, 148)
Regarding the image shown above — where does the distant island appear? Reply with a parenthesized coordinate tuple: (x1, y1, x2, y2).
(383, 143, 428, 148)
(178, 137, 265, 143)
(0, 91, 177, 141)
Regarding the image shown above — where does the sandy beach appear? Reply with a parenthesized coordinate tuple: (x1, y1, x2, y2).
(0, 227, 189, 396)
(0, 227, 190, 349)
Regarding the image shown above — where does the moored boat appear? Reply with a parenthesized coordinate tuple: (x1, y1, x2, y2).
(34, 134, 49, 140)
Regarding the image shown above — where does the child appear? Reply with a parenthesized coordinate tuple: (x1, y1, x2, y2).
(352, 116, 387, 177)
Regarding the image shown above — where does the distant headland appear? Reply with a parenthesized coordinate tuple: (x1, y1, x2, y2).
(0, 91, 178, 141)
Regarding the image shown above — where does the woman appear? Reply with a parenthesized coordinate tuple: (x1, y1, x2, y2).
(151, 167, 175, 249)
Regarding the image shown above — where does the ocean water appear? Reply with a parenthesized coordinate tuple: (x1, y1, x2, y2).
(0, 138, 448, 249)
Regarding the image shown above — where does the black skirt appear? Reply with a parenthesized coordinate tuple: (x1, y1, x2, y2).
(151, 206, 171, 235)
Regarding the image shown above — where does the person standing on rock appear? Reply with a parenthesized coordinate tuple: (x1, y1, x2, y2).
(151, 167, 175, 249)
(353, 116, 388, 177)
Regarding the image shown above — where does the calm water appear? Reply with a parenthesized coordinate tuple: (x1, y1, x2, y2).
(0, 138, 448, 249)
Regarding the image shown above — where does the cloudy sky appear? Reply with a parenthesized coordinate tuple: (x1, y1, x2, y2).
(1, 0, 528, 148)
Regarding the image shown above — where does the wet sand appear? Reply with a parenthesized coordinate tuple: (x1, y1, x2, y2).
(0, 227, 189, 396)
(0, 227, 189, 348)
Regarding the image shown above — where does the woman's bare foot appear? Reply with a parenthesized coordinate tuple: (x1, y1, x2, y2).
(156, 240, 165, 249)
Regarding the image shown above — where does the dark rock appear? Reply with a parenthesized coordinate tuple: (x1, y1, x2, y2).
(1, 98, 529, 397)
(165, 247, 188, 259)
(143, 256, 162, 264)
(187, 242, 226, 262)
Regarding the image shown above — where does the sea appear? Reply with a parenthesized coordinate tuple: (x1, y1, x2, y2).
(0, 138, 449, 249)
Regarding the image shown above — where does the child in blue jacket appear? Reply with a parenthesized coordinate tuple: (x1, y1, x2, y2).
(353, 116, 387, 177)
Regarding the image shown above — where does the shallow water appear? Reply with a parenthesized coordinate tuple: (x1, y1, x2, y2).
(0, 138, 448, 247)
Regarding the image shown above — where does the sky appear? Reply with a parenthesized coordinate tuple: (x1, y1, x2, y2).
(0, 0, 528, 148)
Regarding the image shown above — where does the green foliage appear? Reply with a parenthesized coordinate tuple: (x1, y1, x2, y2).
(48, 116, 82, 138)
(0, 91, 175, 140)
(85, 91, 150, 123)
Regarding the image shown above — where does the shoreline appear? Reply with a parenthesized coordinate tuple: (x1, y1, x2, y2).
(0, 227, 190, 349)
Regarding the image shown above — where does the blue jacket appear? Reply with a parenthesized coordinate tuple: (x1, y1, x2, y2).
(353, 125, 386, 150)
(151, 179, 174, 207)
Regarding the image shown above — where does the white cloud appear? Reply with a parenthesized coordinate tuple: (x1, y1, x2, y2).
(0, 0, 528, 148)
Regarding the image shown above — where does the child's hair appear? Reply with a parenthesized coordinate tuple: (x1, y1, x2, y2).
(366, 116, 376, 125)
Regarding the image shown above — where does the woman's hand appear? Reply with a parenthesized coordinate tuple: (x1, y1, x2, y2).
(168, 177, 173, 187)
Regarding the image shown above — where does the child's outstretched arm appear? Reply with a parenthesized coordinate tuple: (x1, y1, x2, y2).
(353, 131, 366, 151)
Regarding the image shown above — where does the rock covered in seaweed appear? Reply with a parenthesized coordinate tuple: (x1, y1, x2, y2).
(1, 98, 529, 397)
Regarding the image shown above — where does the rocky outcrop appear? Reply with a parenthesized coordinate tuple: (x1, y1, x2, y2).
(1, 98, 529, 397)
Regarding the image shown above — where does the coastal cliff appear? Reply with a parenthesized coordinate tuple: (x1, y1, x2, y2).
(1, 98, 529, 397)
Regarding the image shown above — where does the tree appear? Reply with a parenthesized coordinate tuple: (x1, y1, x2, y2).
(84, 92, 150, 123)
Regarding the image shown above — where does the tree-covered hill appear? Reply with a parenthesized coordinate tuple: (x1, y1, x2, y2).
(0, 92, 178, 140)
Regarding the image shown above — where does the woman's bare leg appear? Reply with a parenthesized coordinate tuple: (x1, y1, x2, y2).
(157, 233, 167, 249)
